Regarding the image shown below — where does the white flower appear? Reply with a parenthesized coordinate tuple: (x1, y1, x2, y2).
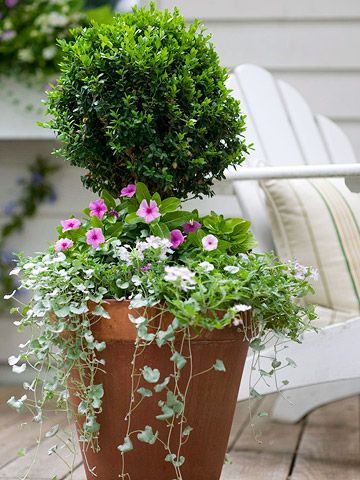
(199, 261, 214, 272)
(224, 265, 239, 274)
(4, 290, 16, 300)
(135, 236, 172, 260)
(233, 304, 251, 312)
(42, 46, 57, 60)
(9, 267, 20, 276)
(12, 363, 27, 374)
(164, 266, 196, 291)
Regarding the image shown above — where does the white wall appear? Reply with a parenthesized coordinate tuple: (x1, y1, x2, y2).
(158, 0, 360, 160)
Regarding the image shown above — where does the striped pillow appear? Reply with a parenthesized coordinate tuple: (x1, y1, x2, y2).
(260, 178, 360, 317)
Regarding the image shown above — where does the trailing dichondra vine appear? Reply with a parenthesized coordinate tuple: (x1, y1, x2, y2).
(8, 183, 317, 479)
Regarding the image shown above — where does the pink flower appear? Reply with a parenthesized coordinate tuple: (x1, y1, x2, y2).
(89, 199, 107, 220)
(86, 228, 105, 249)
(55, 238, 73, 252)
(61, 218, 81, 232)
(136, 199, 161, 223)
(5, 0, 18, 8)
(183, 220, 201, 234)
(120, 184, 136, 198)
(202, 234, 218, 251)
(2, 30, 15, 40)
(170, 229, 185, 249)
(141, 263, 152, 272)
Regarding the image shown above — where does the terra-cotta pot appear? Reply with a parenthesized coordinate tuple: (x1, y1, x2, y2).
(68, 300, 250, 480)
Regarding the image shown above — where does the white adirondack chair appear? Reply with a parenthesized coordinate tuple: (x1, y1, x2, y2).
(227, 65, 360, 422)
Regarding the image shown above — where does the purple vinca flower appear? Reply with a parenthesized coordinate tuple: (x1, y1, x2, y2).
(170, 229, 185, 249)
(120, 184, 136, 198)
(183, 220, 201, 234)
(5, 0, 19, 8)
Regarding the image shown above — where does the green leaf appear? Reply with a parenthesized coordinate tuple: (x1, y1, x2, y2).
(156, 404, 174, 421)
(171, 351, 187, 370)
(249, 338, 265, 352)
(182, 425, 193, 437)
(271, 359, 281, 369)
(135, 182, 151, 202)
(91, 216, 103, 229)
(165, 453, 185, 467)
(213, 359, 226, 372)
(101, 190, 116, 209)
(152, 192, 161, 204)
(117, 436, 133, 453)
(154, 376, 170, 393)
(17, 448, 27, 457)
(286, 357, 297, 368)
(142, 366, 160, 383)
(125, 212, 143, 225)
(137, 387, 153, 398)
(159, 197, 181, 214)
(249, 388, 263, 400)
(150, 222, 170, 239)
(92, 305, 110, 319)
(45, 424, 60, 438)
(137, 425, 158, 445)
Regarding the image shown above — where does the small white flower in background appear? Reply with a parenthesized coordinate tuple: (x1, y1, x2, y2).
(12, 363, 27, 374)
(232, 304, 251, 327)
(309, 267, 319, 281)
(199, 261, 214, 272)
(224, 265, 239, 274)
(9, 267, 20, 276)
(164, 266, 196, 291)
(42, 46, 57, 60)
(288, 260, 318, 281)
(4, 290, 16, 300)
(232, 318, 244, 327)
(18, 48, 34, 63)
(233, 304, 251, 312)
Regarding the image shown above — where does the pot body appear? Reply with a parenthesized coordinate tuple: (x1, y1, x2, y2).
(69, 301, 250, 480)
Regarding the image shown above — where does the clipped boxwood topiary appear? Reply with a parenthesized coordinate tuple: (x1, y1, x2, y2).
(45, 3, 249, 199)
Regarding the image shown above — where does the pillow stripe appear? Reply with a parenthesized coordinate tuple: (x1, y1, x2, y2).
(310, 179, 360, 308)
(311, 179, 360, 298)
(288, 181, 335, 312)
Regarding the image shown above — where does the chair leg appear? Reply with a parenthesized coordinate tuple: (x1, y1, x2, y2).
(271, 378, 360, 423)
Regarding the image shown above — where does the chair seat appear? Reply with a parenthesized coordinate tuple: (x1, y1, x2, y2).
(313, 305, 359, 328)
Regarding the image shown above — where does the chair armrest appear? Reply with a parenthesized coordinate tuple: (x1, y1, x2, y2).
(225, 164, 360, 193)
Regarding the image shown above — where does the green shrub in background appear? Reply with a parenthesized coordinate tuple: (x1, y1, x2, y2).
(45, 4, 250, 199)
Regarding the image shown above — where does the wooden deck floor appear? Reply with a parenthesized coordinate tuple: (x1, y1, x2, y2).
(0, 386, 359, 479)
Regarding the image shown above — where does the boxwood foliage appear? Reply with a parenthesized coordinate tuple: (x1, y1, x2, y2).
(45, 4, 249, 199)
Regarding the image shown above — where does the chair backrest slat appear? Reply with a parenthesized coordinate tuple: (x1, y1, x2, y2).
(233, 64, 304, 166)
(229, 64, 358, 252)
(277, 80, 330, 165)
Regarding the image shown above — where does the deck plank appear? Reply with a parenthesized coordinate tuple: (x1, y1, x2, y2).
(291, 396, 360, 480)
(1, 386, 359, 480)
(0, 423, 82, 479)
(221, 395, 303, 480)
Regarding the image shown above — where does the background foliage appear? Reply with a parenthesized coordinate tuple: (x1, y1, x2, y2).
(0, 158, 59, 311)
(45, 4, 250, 199)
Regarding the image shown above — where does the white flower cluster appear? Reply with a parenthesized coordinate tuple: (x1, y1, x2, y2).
(136, 236, 172, 260)
(164, 266, 196, 291)
(288, 260, 319, 281)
